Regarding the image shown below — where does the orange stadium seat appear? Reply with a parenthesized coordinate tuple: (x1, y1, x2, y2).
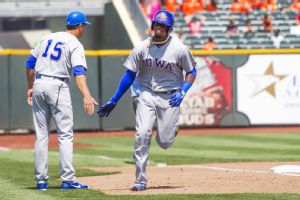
(166, 0, 177, 12)
(252, 0, 264, 10)
(290, 0, 300, 11)
(182, 0, 195, 16)
(195, 0, 204, 12)
(230, 0, 243, 13)
(205, 0, 217, 12)
(262, 0, 277, 11)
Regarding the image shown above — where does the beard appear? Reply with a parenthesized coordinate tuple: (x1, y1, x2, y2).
(153, 31, 169, 41)
(154, 34, 162, 39)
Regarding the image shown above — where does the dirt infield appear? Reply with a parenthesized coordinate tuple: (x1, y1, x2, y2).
(1, 127, 300, 195)
(78, 162, 300, 195)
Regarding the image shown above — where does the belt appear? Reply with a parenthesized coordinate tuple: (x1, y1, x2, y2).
(155, 89, 178, 95)
(36, 74, 66, 82)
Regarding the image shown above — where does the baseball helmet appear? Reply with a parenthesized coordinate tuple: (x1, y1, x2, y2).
(66, 11, 91, 26)
(151, 10, 174, 32)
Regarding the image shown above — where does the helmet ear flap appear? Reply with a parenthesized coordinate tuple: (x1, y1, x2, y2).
(151, 22, 155, 30)
(167, 26, 173, 33)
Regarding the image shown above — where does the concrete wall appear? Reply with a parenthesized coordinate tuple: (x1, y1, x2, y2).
(47, 3, 133, 50)
(1, 54, 136, 132)
(2, 51, 300, 132)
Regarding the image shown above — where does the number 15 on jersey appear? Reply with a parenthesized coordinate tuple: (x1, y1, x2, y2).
(42, 39, 64, 61)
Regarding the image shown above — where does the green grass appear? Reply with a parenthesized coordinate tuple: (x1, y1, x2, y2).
(1, 132, 300, 199)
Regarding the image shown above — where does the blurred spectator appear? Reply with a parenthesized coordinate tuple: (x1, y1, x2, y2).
(230, 0, 252, 14)
(203, 37, 216, 50)
(195, 0, 205, 12)
(177, 0, 184, 10)
(176, 27, 184, 40)
(289, 0, 300, 11)
(271, 29, 284, 49)
(262, 0, 277, 12)
(244, 19, 255, 38)
(148, 0, 161, 21)
(187, 14, 205, 36)
(225, 19, 240, 35)
(165, 0, 177, 12)
(241, 0, 253, 14)
(139, 0, 148, 17)
(297, 13, 300, 25)
(290, 13, 300, 35)
(262, 14, 273, 32)
(205, 0, 217, 12)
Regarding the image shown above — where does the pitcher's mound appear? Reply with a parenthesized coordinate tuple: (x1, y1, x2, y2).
(77, 162, 300, 195)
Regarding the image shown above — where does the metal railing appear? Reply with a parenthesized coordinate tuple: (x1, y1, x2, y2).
(123, 0, 149, 40)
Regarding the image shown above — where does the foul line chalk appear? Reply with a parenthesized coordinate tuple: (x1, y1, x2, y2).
(0, 147, 10, 152)
(164, 165, 300, 177)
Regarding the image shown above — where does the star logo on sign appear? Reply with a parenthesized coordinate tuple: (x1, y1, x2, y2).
(249, 62, 288, 97)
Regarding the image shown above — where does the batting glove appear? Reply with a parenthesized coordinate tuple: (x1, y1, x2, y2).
(97, 99, 117, 117)
(169, 90, 186, 107)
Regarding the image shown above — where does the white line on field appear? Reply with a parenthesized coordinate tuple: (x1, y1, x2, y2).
(273, 172, 300, 177)
(163, 165, 300, 177)
(0, 147, 10, 152)
(47, 151, 300, 177)
(182, 165, 269, 173)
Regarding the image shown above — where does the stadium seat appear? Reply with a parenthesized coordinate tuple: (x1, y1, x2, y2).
(171, 0, 300, 49)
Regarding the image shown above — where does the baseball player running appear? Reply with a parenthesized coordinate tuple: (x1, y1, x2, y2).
(26, 11, 97, 190)
(97, 10, 197, 191)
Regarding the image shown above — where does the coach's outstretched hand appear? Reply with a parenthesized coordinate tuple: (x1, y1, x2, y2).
(83, 96, 98, 116)
(97, 99, 117, 117)
(169, 90, 185, 107)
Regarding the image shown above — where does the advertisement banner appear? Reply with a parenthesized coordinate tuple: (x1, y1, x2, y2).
(237, 54, 300, 124)
(179, 56, 233, 126)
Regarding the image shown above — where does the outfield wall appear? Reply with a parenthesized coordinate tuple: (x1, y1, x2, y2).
(0, 49, 300, 132)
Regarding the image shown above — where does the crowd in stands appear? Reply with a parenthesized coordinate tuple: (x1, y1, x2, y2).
(289, 0, 300, 11)
(229, 0, 277, 14)
(139, 0, 218, 21)
(138, 0, 300, 50)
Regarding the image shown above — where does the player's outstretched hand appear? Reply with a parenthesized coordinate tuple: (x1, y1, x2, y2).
(169, 91, 185, 107)
(97, 100, 117, 117)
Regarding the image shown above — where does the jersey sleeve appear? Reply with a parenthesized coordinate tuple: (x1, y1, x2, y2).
(123, 46, 142, 72)
(31, 40, 42, 58)
(178, 47, 197, 73)
(70, 41, 88, 69)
